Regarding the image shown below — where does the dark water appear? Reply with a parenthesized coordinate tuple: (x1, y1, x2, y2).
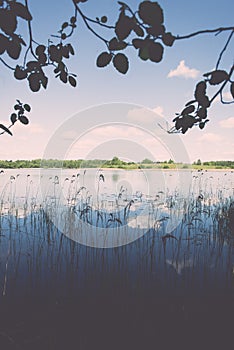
(0, 211, 233, 349)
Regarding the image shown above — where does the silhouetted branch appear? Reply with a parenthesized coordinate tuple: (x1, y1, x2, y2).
(175, 27, 234, 41)
(216, 30, 234, 69)
(0, 0, 233, 137)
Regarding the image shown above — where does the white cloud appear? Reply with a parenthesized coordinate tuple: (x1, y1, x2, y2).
(127, 107, 156, 124)
(167, 60, 200, 79)
(152, 106, 164, 118)
(199, 133, 222, 143)
(222, 91, 233, 101)
(219, 117, 234, 129)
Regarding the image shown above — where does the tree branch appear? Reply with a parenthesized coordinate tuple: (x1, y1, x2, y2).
(216, 30, 234, 69)
(175, 27, 234, 40)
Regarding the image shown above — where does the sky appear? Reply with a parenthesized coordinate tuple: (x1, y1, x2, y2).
(0, 0, 233, 163)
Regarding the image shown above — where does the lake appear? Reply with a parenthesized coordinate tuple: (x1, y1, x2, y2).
(0, 168, 233, 349)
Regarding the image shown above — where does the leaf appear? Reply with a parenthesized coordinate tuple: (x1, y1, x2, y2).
(60, 71, 68, 83)
(37, 52, 47, 64)
(62, 22, 69, 29)
(231, 82, 234, 99)
(23, 104, 31, 112)
(132, 38, 144, 49)
(139, 46, 149, 61)
(68, 76, 77, 87)
(181, 105, 195, 116)
(194, 81, 207, 105)
(133, 24, 144, 37)
(96, 52, 112, 67)
(68, 43, 75, 55)
(199, 122, 205, 129)
(115, 12, 134, 40)
(0, 33, 8, 55)
(101, 16, 107, 23)
(109, 37, 127, 51)
(162, 32, 175, 47)
(14, 65, 27, 80)
(148, 42, 163, 63)
(207, 70, 229, 85)
(28, 73, 41, 92)
(197, 107, 207, 119)
(0, 9, 17, 35)
(19, 115, 29, 125)
(138, 1, 164, 26)
(0, 124, 13, 136)
(48, 45, 62, 63)
(10, 113, 17, 124)
(204, 70, 229, 85)
(199, 95, 210, 108)
(146, 24, 165, 37)
(10, 2, 32, 21)
(40, 74, 48, 89)
(35, 45, 46, 56)
(6, 39, 21, 59)
(113, 53, 129, 74)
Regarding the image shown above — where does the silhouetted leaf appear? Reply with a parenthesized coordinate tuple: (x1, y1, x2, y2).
(231, 82, 234, 99)
(181, 105, 195, 116)
(62, 22, 69, 29)
(101, 16, 107, 23)
(70, 16, 76, 24)
(26, 61, 40, 71)
(35, 45, 46, 56)
(199, 122, 205, 129)
(148, 42, 163, 62)
(138, 1, 164, 26)
(38, 52, 47, 64)
(62, 45, 70, 58)
(60, 71, 68, 83)
(28, 73, 41, 92)
(48, 45, 62, 63)
(74, 0, 88, 3)
(96, 52, 112, 67)
(0, 33, 8, 54)
(68, 76, 77, 87)
(19, 115, 29, 125)
(139, 46, 149, 61)
(194, 81, 208, 106)
(0, 124, 13, 136)
(40, 74, 48, 89)
(132, 38, 144, 49)
(133, 24, 144, 37)
(10, 2, 32, 21)
(115, 12, 134, 40)
(14, 65, 27, 80)
(68, 43, 75, 55)
(109, 37, 127, 51)
(146, 24, 165, 37)
(204, 70, 229, 85)
(10, 113, 17, 124)
(162, 32, 175, 47)
(113, 53, 129, 74)
(197, 107, 207, 119)
(24, 104, 31, 112)
(199, 95, 210, 108)
(6, 39, 21, 59)
(0, 9, 17, 34)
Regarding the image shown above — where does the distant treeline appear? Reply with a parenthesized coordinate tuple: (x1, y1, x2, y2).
(0, 157, 234, 169)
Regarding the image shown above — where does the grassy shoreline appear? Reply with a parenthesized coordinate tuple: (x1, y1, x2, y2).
(1, 158, 234, 170)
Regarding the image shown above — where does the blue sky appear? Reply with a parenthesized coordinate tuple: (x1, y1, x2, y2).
(0, 0, 233, 162)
